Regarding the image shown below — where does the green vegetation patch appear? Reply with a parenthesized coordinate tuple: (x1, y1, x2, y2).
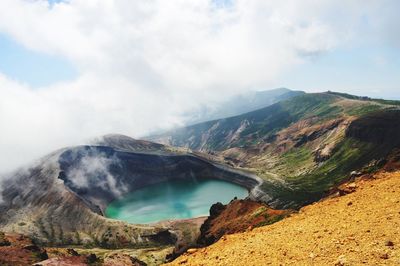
(327, 90, 400, 106)
(255, 214, 286, 228)
(373, 99, 400, 106)
(280, 146, 314, 176)
(344, 103, 384, 116)
(280, 93, 341, 120)
(257, 138, 383, 209)
(252, 206, 268, 218)
(288, 138, 374, 194)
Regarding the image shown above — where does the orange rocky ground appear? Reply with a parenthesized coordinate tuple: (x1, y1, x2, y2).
(166, 171, 400, 265)
(0, 232, 48, 265)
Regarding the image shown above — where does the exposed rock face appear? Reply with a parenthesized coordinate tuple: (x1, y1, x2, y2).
(346, 109, 400, 146)
(0, 232, 48, 266)
(149, 93, 400, 210)
(0, 232, 149, 266)
(148, 93, 338, 151)
(57, 145, 260, 214)
(149, 102, 296, 152)
(159, 217, 207, 260)
(293, 119, 343, 148)
(197, 199, 292, 246)
(0, 153, 164, 248)
(382, 149, 400, 171)
(0, 135, 260, 248)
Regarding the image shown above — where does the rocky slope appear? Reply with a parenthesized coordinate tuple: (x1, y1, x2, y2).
(197, 199, 292, 246)
(167, 171, 400, 265)
(150, 92, 400, 208)
(0, 232, 48, 265)
(0, 147, 169, 249)
(0, 135, 259, 251)
(0, 232, 154, 265)
(1, 91, 400, 265)
(149, 93, 357, 151)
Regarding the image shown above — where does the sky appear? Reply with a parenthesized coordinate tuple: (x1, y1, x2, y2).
(0, 0, 399, 172)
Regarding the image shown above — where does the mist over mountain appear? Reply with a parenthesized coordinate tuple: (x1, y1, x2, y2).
(1, 1, 400, 265)
(1, 90, 400, 265)
(150, 92, 400, 207)
(1, 0, 400, 175)
(185, 88, 304, 124)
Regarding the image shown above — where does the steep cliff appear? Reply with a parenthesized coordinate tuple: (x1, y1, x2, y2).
(0, 135, 259, 249)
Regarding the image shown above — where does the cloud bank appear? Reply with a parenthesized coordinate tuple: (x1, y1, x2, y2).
(0, 0, 399, 172)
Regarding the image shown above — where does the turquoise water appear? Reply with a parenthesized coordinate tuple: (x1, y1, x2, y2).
(105, 179, 248, 224)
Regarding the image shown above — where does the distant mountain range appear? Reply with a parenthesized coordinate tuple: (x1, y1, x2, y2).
(185, 88, 304, 124)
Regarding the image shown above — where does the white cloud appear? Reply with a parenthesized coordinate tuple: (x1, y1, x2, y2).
(67, 150, 127, 197)
(0, 0, 399, 172)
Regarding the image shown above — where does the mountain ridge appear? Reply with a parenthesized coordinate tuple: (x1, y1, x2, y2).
(1, 91, 400, 265)
(149, 92, 400, 208)
(0, 135, 261, 254)
(183, 88, 304, 125)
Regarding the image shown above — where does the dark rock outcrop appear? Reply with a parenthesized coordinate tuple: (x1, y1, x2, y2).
(197, 199, 292, 246)
(295, 119, 343, 148)
(198, 202, 227, 246)
(57, 145, 260, 213)
(346, 110, 400, 146)
(0, 136, 260, 248)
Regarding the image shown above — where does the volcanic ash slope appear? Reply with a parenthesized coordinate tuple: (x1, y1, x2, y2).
(167, 171, 400, 265)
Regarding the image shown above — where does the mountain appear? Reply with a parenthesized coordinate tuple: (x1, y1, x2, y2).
(185, 88, 304, 124)
(167, 171, 400, 265)
(0, 135, 259, 253)
(1, 91, 400, 265)
(149, 92, 400, 208)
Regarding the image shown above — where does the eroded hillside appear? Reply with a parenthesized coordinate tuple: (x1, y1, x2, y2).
(150, 92, 400, 208)
(0, 135, 259, 253)
(167, 171, 400, 265)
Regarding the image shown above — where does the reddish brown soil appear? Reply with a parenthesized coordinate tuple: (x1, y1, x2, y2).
(0, 233, 48, 266)
(198, 199, 291, 246)
(35, 256, 89, 266)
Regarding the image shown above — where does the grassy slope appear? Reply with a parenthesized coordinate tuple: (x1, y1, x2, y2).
(327, 91, 400, 106)
(275, 138, 375, 206)
(155, 92, 400, 208)
(160, 93, 341, 151)
(159, 92, 396, 151)
(255, 100, 399, 206)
